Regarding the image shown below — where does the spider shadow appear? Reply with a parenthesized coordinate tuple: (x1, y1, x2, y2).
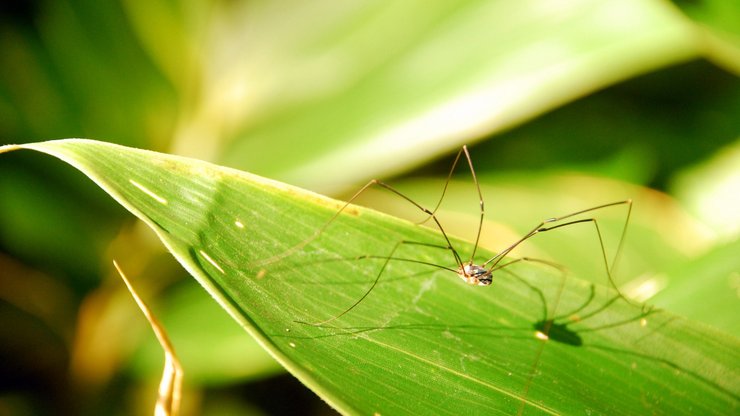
(500, 265, 657, 347)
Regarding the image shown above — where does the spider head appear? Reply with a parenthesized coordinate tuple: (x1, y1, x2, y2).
(460, 263, 492, 286)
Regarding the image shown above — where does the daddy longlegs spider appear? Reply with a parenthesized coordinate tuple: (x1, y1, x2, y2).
(263, 145, 635, 326)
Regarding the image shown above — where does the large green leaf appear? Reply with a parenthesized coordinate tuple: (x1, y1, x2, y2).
(214, 0, 701, 191)
(2, 139, 738, 415)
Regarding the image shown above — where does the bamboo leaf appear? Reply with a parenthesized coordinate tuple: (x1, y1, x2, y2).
(2, 139, 738, 415)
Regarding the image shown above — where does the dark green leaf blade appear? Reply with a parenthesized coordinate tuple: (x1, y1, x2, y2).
(2, 139, 738, 415)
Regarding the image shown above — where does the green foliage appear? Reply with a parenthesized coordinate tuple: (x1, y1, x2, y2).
(1, 0, 739, 414)
(2, 139, 738, 415)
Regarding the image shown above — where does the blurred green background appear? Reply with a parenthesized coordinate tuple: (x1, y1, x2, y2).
(0, 0, 738, 415)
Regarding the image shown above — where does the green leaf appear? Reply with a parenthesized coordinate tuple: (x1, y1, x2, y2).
(210, 0, 701, 191)
(670, 0, 740, 73)
(2, 139, 738, 415)
(649, 237, 740, 336)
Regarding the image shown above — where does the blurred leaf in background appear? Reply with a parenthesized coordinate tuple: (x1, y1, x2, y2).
(0, 0, 738, 415)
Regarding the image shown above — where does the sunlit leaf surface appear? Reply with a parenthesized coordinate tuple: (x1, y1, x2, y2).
(210, 0, 700, 192)
(649, 238, 740, 336)
(2, 139, 737, 415)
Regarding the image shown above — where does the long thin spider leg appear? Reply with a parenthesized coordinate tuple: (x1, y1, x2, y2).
(372, 182, 464, 269)
(610, 199, 633, 279)
(257, 177, 466, 270)
(355, 241, 459, 274)
(416, 146, 465, 225)
(256, 179, 379, 266)
(355, 255, 459, 274)
(295, 240, 456, 326)
(484, 199, 632, 268)
(483, 200, 635, 300)
(414, 146, 485, 266)
(539, 199, 633, 279)
(490, 256, 567, 274)
(483, 218, 595, 269)
(489, 217, 632, 306)
(540, 216, 641, 307)
(464, 145, 485, 263)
